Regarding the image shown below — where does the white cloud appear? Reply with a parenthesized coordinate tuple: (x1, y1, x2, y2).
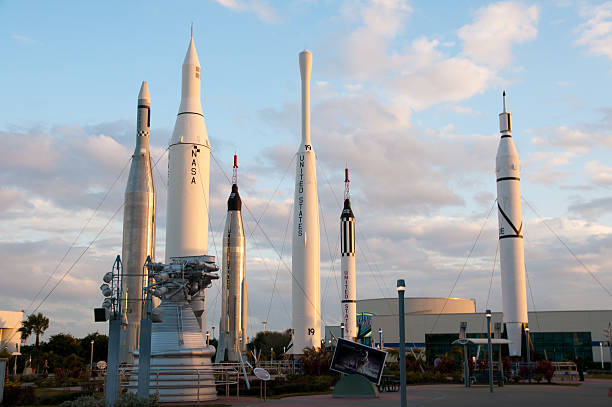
(576, 1, 612, 61)
(586, 161, 612, 185)
(458, 1, 539, 68)
(212, 0, 278, 22)
(11, 34, 39, 45)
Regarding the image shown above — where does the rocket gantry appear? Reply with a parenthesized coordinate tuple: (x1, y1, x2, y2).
(291, 50, 322, 353)
(119, 81, 156, 364)
(496, 91, 529, 357)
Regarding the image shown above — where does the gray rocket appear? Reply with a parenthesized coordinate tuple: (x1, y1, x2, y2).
(119, 81, 156, 364)
(215, 155, 247, 362)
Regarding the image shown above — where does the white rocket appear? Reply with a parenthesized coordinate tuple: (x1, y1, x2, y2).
(215, 155, 247, 362)
(119, 81, 156, 364)
(165, 33, 210, 329)
(340, 168, 357, 341)
(496, 91, 528, 357)
(291, 50, 321, 353)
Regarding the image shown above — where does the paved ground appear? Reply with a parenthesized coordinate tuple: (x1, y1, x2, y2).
(205, 379, 612, 407)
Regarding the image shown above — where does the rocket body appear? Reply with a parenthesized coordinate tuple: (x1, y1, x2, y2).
(215, 182, 247, 362)
(340, 197, 357, 341)
(495, 93, 528, 357)
(119, 81, 156, 364)
(165, 37, 210, 329)
(291, 50, 321, 353)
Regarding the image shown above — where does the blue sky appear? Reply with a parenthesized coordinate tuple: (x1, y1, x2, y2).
(1, 0, 612, 340)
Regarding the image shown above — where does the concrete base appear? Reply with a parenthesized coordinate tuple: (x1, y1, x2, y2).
(332, 374, 379, 398)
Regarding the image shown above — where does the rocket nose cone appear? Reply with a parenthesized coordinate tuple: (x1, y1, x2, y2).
(183, 37, 200, 67)
(228, 184, 242, 211)
(138, 81, 150, 102)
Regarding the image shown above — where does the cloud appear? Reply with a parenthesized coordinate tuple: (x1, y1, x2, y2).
(332, 1, 538, 111)
(212, 0, 278, 22)
(586, 161, 612, 185)
(531, 126, 593, 155)
(458, 1, 539, 68)
(576, 1, 612, 61)
(11, 34, 39, 45)
(569, 196, 612, 220)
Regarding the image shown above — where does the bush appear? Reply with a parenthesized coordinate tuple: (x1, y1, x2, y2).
(533, 374, 543, 383)
(40, 391, 93, 405)
(534, 360, 554, 383)
(433, 359, 457, 374)
(1, 384, 36, 406)
(512, 375, 522, 383)
(59, 393, 158, 407)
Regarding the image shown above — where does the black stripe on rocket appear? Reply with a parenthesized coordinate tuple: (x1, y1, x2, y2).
(497, 202, 523, 239)
(341, 219, 355, 256)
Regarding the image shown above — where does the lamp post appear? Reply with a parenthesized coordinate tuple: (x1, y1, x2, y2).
(340, 323, 345, 340)
(206, 331, 210, 346)
(90, 340, 94, 376)
(525, 326, 531, 384)
(379, 328, 384, 350)
(262, 321, 267, 332)
(397, 279, 406, 407)
(212, 326, 216, 340)
(486, 310, 493, 393)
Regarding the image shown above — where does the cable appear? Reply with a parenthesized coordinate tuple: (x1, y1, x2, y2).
(429, 199, 496, 333)
(522, 197, 612, 298)
(24, 156, 132, 313)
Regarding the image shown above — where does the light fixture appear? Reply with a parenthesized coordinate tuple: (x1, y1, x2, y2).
(100, 284, 112, 297)
(397, 279, 406, 291)
(103, 272, 113, 283)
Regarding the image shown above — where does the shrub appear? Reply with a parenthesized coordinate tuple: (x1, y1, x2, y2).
(512, 375, 522, 383)
(434, 359, 458, 374)
(59, 393, 158, 407)
(1, 383, 36, 406)
(519, 365, 530, 379)
(533, 374, 543, 383)
(534, 360, 554, 383)
(41, 391, 93, 405)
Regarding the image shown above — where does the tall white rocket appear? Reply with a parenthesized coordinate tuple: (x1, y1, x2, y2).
(291, 50, 321, 353)
(340, 168, 357, 341)
(496, 91, 528, 357)
(165, 33, 210, 329)
(119, 81, 156, 364)
(216, 155, 247, 362)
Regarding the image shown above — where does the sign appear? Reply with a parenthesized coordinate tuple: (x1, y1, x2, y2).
(254, 367, 270, 381)
(330, 338, 387, 385)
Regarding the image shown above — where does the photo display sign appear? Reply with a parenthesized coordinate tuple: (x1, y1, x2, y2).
(330, 338, 387, 385)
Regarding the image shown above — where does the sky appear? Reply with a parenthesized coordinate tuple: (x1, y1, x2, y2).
(1, 0, 612, 343)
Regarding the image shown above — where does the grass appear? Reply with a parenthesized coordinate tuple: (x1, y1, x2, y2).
(588, 373, 612, 379)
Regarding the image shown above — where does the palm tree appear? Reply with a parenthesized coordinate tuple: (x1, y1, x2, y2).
(20, 313, 49, 346)
(20, 313, 49, 373)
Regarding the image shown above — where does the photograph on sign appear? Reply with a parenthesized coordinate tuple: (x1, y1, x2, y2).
(330, 338, 387, 384)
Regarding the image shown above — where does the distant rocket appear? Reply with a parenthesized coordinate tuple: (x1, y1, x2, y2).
(119, 81, 156, 364)
(215, 155, 247, 362)
(165, 34, 210, 330)
(496, 91, 529, 357)
(291, 50, 321, 353)
(340, 168, 357, 341)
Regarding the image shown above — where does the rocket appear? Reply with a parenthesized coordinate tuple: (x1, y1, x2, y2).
(496, 91, 528, 357)
(340, 168, 357, 341)
(291, 50, 321, 353)
(119, 81, 156, 364)
(165, 33, 210, 330)
(215, 155, 247, 362)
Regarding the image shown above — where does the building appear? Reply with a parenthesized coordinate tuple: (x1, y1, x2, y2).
(325, 298, 612, 363)
(0, 310, 23, 354)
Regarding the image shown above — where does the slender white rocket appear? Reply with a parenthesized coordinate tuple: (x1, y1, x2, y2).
(119, 81, 156, 364)
(291, 50, 321, 353)
(496, 91, 529, 357)
(165, 34, 210, 329)
(340, 168, 357, 341)
(216, 155, 247, 362)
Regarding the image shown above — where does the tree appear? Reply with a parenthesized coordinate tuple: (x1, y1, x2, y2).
(20, 312, 49, 346)
(249, 329, 292, 360)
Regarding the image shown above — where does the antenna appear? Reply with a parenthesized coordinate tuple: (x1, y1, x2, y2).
(232, 154, 238, 185)
(191, 22, 194, 39)
(344, 168, 350, 200)
(503, 91, 507, 113)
